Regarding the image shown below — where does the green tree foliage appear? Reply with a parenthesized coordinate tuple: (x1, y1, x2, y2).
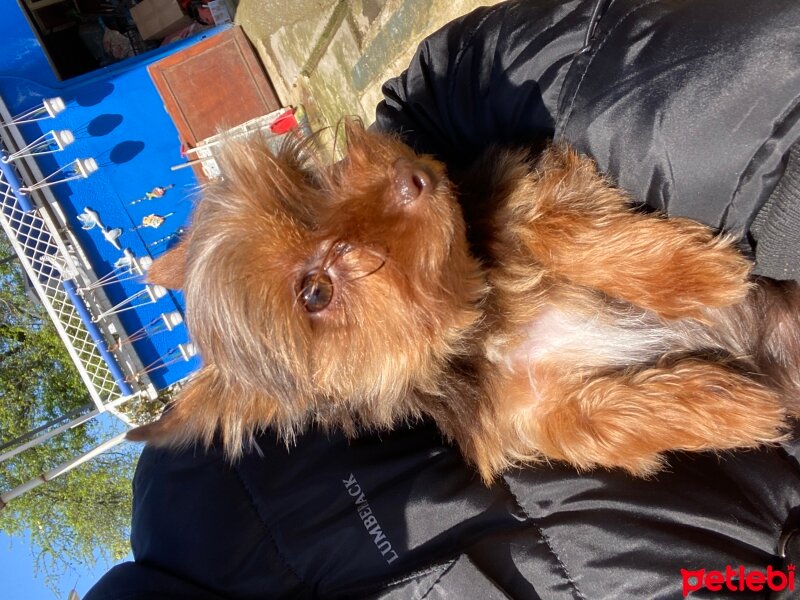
(0, 235, 134, 589)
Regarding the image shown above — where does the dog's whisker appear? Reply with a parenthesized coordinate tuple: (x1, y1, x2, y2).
(343, 245, 387, 283)
(320, 238, 350, 271)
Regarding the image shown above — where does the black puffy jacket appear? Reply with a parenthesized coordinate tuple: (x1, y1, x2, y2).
(376, 0, 800, 280)
(87, 1, 800, 598)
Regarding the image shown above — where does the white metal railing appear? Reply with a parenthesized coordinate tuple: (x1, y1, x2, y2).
(0, 95, 155, 509)
(0, 173, 127, 407)
(0, 93, 157, 404)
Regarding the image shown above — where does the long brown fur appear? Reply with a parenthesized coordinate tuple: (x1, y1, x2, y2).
(128, 122, 800, 483)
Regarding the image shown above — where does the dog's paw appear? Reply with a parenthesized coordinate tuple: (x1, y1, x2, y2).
(649, 228, 752, 319)
(592, 221, 752, 321)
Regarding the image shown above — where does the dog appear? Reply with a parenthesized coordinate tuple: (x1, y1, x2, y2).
(128, 122, 800, 482)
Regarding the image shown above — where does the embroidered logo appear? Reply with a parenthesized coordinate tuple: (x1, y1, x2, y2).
(343, 473, 399, 564)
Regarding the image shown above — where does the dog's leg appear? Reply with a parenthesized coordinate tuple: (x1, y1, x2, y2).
(495, 146, 752, 320)
(497, 358, 787, 477)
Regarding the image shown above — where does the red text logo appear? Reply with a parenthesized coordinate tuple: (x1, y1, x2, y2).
(681, 565, 795, 596)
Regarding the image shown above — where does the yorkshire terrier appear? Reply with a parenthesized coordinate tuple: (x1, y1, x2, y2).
(128, 122, 800, 482)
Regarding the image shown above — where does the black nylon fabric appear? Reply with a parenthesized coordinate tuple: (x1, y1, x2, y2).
(87, 426, 800, 600)
(375, 0, 588, 168)
(86, 1, 800, 598)
(375, 0, 800, 277)
(504, 448, 800, 600)
(555, 0, 800, 239)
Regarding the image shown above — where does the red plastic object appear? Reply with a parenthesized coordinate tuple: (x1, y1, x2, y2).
(270, 109, 298, 135)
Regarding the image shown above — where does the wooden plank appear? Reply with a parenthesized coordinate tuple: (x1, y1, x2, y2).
(148, 26, 281, 147)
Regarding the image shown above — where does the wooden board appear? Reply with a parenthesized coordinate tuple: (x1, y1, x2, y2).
(148, 26, 281, 147)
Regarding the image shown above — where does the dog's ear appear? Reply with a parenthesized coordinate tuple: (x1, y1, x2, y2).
(126, 365, 276, 460)
(146, 239, 188, 290)
(125, 411, 178, 444)
(126, 365, 218, 450)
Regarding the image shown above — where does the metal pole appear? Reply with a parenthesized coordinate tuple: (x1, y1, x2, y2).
(0, 402, 94, 454)
(0, 393, 139, 464)
(0, 408, 100, 464)
(0, 431, 128, 510)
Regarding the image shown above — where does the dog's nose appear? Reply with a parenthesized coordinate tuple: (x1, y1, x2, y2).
(392, 158, 433, 205)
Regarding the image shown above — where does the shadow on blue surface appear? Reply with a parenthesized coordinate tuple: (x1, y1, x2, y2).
(88, 113, 124, 136)
(109, 140, 145, 164)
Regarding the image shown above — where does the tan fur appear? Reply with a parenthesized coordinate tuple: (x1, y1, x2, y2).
(145, 238, 188, 290)
(128, 123, 800, 483)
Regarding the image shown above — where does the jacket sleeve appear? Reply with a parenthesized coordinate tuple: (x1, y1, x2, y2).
(555, 0, 800, 280)
(85, 426, 800, 599)
(374, 0, 591, 169)
(84, 442, 307, 600)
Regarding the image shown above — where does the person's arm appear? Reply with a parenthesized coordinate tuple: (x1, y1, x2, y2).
(374, 0, 590, 169)
(376, 0, 800, 281)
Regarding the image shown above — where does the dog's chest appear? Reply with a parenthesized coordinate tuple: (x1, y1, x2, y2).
(500, 305, 681, 371)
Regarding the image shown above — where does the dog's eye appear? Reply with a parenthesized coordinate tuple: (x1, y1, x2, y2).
(299, 271, 333, 312)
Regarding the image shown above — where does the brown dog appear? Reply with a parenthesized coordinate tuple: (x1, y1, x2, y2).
(128, 123, 800, 482)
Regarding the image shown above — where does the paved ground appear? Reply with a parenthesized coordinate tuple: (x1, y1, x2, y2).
(232, 0, 501, 132)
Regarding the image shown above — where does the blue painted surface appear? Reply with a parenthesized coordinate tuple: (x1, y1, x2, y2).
(0, 1, 220, 390)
